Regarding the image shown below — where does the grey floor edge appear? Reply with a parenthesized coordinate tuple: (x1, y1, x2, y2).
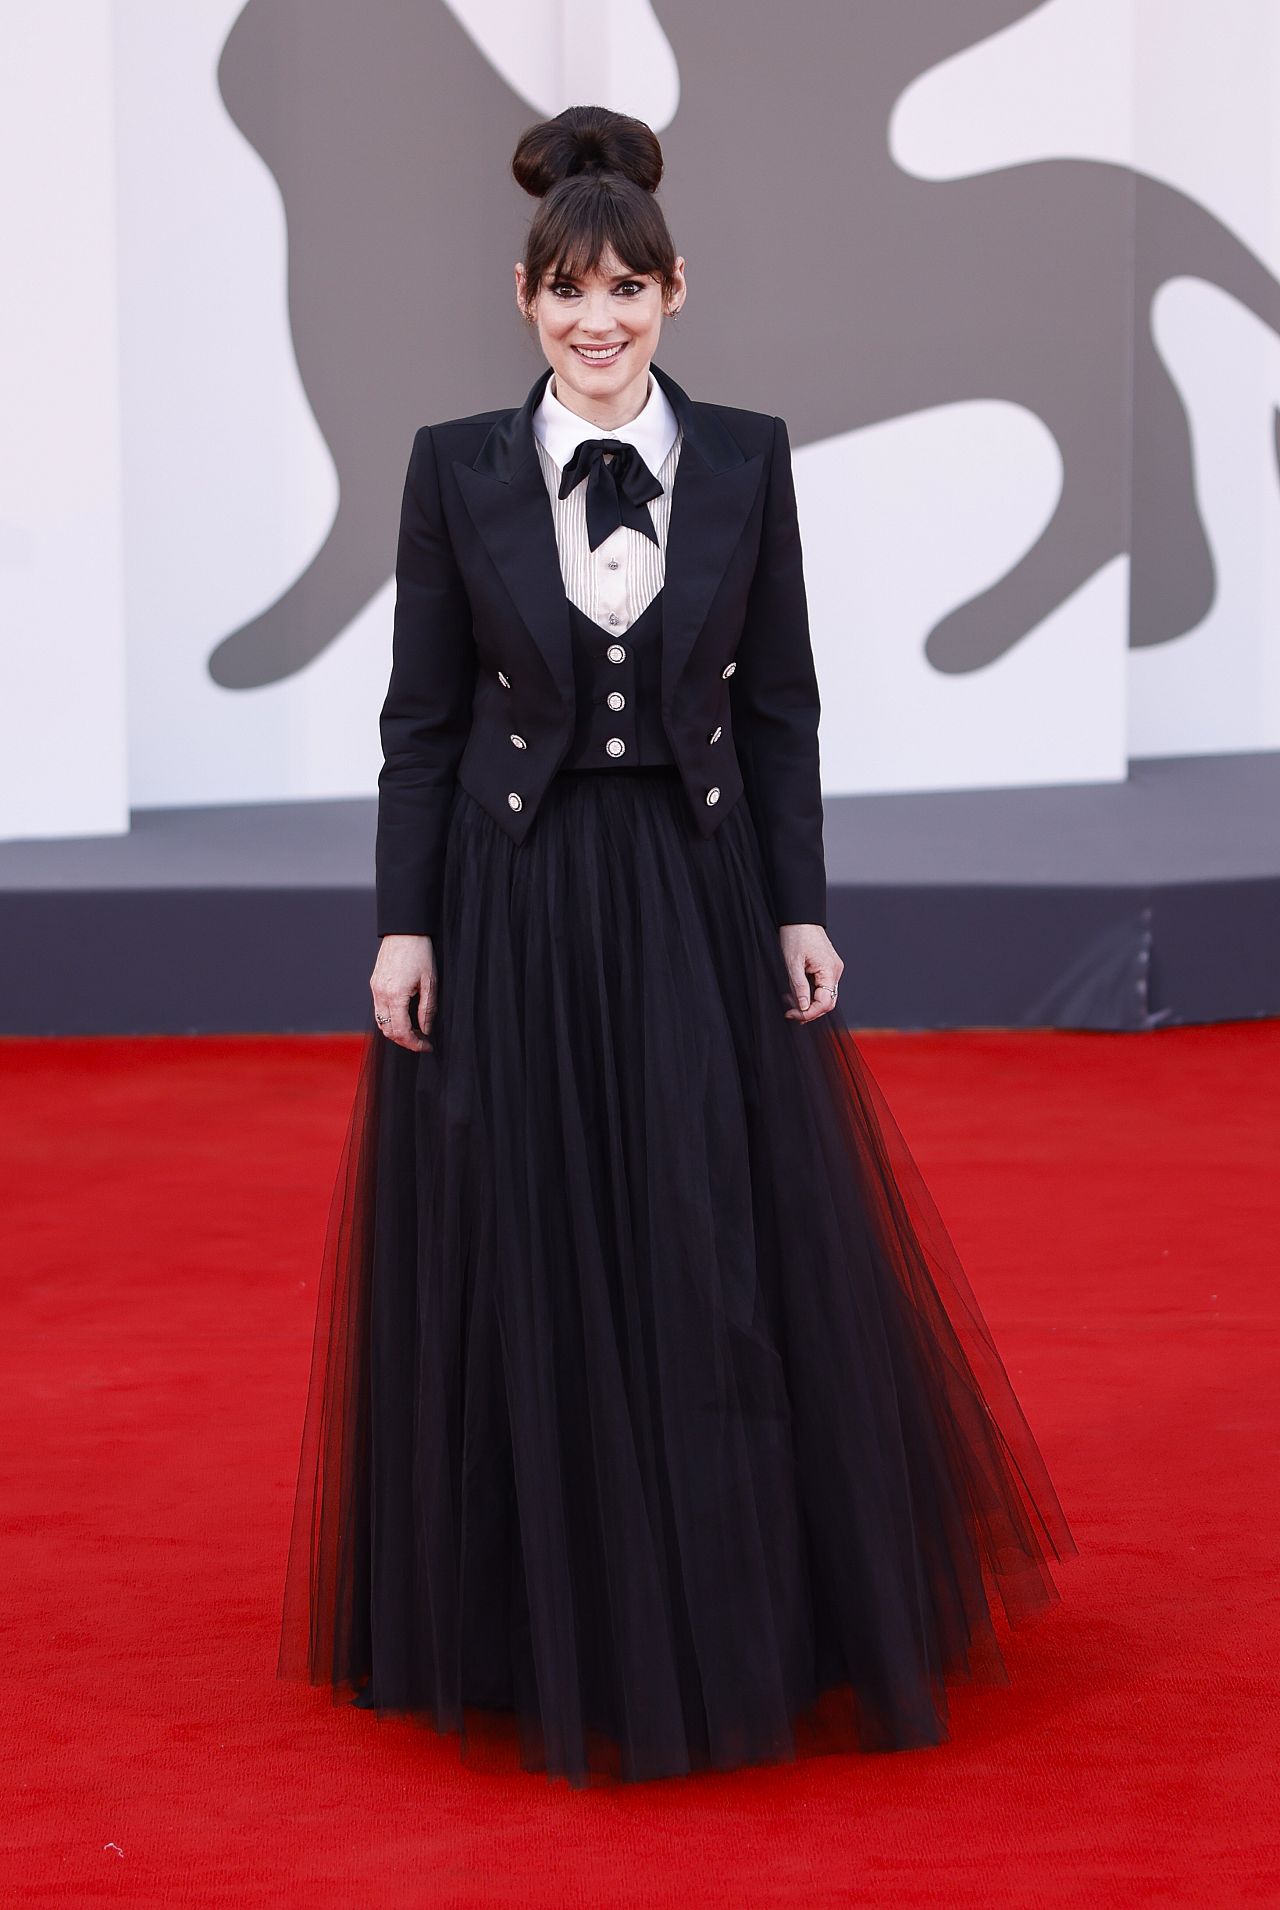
(1, 752, 1275, 1033)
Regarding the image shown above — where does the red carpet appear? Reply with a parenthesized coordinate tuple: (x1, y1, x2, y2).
(3, 1024, 1277, 1907)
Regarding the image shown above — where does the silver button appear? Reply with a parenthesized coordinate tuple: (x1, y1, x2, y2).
(507, 791, 522, 811)
(709, 725, 722, 744)
(722, 660, 737, 678)
(608, 614, 620, 626)
(498, 670, 511, 688)
(606, 691, 625, 711)
(607, 643, 626, 663)
(510, 733, 527, 749)
(605, 737, 625, 758)
(706, 786, 720, 805)
(607, 558, 620, 570)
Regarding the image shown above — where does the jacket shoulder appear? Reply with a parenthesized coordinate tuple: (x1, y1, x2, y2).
(419, 409, 508, 442)
(691, 398, 779, 459)
(400, 413, 505, 485)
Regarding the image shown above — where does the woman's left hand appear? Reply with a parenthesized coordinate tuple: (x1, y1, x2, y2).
(779, 924, 845, 1023)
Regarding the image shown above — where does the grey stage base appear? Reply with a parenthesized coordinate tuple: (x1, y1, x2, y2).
(0, 752, 1275, 1036)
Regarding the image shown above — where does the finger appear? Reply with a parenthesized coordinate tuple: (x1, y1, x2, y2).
(394, 988, 429, 1051)
(377, 990, 426, 1053)
(369, 980, 393, 1040)
(785, 957, 811, 1016)
(808, 962, 838, 1018)
(792, 962, 836, 1022)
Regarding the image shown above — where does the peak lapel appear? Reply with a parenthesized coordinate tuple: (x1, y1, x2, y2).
(452, 364, 573, 699)
(649, 363, 764, 710)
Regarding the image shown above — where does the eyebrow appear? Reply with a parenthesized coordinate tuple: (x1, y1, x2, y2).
(548, 269, 642, 283)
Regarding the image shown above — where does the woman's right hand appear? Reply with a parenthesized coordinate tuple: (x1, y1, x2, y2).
(370, 934, 436, 1052)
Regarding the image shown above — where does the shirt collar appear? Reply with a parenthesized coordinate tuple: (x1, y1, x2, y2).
(534, 365, 680, 477)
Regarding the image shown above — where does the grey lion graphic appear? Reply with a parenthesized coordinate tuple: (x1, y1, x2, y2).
(211, 0, 1280, 688)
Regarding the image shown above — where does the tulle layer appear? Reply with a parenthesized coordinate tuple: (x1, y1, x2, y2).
(277, 764, 1075, 1786)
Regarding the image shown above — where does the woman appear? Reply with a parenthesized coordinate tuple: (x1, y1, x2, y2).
(277, 106, 1076, 1788)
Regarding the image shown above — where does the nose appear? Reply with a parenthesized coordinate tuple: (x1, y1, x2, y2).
(576, 293, 620, 336)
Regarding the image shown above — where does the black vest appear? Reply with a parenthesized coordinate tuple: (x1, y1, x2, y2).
(556, 587, 676, 772)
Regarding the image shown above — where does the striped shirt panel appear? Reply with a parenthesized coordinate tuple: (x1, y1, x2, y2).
(533, 429, 684, 631)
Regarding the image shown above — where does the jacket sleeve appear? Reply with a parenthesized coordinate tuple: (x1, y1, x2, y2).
(729, 414, 828, 928)
(374, 424, 477, 939)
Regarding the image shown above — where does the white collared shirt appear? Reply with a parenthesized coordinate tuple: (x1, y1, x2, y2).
(533, 368, 683, 632)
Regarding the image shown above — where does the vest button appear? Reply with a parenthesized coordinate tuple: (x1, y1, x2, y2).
(606, 691, 625, 711)
(706, 786, 720, 805)
(498, 670, 511, 688)
(709, 726, 722, 744)
(606, 737, 626, 758)
(606, 644, 626, 663)
(507, 791, 522, 811)
(721, 660, 737, 678)
(510, 733, 527, 749)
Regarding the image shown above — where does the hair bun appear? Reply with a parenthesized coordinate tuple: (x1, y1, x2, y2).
(512, 106, 663, 200)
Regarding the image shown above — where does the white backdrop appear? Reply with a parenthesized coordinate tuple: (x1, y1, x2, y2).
(1, 3, 129, 840)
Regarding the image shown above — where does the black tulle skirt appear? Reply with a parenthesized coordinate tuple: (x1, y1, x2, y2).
(277, 763, 1076, 1787)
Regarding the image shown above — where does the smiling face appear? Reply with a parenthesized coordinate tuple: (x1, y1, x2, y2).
(515, 242, 686, 427)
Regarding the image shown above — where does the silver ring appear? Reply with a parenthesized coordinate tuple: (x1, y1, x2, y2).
(375, 1012, 389, 1025)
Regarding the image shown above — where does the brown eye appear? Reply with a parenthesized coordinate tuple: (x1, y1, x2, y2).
(549, 280, 644, 298)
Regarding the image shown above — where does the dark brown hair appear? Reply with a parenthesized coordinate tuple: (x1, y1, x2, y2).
(511, 106, 679, 317)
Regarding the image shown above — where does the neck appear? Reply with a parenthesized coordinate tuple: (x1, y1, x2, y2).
(550, 365, 652, 432)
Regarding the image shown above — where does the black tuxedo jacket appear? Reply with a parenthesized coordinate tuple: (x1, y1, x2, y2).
(375, 358, 827, 939)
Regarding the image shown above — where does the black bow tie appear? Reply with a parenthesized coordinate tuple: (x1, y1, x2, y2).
(558, 438, 664, 550)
